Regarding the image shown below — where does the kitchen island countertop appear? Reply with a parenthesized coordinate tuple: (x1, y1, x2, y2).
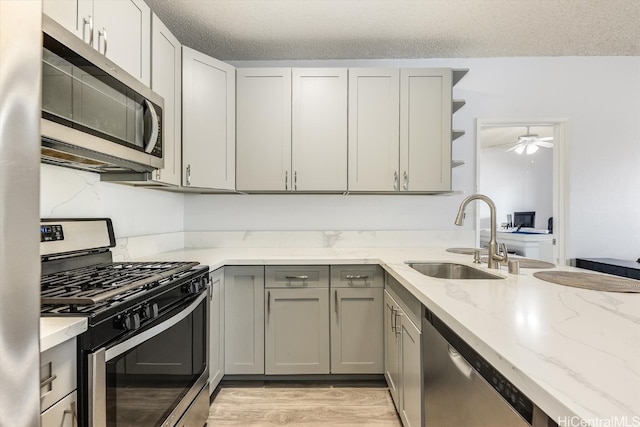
(132, 246, 640, 425)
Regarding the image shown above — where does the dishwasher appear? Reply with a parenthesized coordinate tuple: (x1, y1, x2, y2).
(423, 308, 556, 426)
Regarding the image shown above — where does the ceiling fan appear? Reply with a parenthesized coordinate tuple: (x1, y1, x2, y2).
(506, 127, 553, 154)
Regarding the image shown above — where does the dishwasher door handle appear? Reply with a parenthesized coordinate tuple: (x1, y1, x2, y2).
(447, 344, 473, 379)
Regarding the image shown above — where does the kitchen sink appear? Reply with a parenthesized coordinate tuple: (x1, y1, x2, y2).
(406, 262, 505, 280)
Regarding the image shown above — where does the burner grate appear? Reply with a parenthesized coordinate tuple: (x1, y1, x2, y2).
(41, 261, 199, 305)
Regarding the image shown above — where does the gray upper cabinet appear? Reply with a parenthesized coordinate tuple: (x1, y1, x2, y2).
(236, 68, 348, 192)
(150, 14, 181, 187)
(236, 68, 292, 192)
(399, 68, 453, 192)
(292, 68, 348, 192)
(348, 68, 401, 192)
(349, 67, 457, 193)
(182, 47, 236, 190)
(44, 0, 151, 85)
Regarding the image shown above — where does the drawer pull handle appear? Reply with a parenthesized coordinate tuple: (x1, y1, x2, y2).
(267, 291, 271, 313)
(40, 373, 57, 389)
(285, 275, 308, 280)
(345, 275, 369, 280)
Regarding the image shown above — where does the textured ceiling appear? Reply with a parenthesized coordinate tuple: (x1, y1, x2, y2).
(145, 0, 640, 61)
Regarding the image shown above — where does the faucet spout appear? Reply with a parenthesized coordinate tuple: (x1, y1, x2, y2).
(454, 194, 508, 269)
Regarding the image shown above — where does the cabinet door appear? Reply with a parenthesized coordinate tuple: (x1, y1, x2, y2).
(182, 47, 236, 190)
(224, 266, 264, 375)
(236, 68, 292, 191)
(400, 68, 452, 192)
(400, 316, 423, 427)
(348, 68, 400, 192)
(92, 0, 150, 85)
(384, 290, 400, 408)
(292, 68, 347, 192)
(41, 390, 77, 427)
(330, 287, 383, 374)
(151, 14, 181, 186)
(265, 288, 330, 374)
(209, 268, 224, 392)
(43, 0, 92, 39)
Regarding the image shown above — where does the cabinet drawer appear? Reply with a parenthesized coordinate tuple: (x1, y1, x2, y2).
(41, 390, 76, 427)
(40, 337, 77, 412)
(330, 265, 384, 288)
(265, 266, 329, 288)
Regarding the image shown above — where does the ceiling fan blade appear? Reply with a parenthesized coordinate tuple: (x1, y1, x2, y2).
(537, 137, 554, 141)
(536, 141, 554, 148)
(506, 143, 523, 152)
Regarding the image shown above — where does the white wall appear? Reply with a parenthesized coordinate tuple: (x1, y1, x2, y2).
(40, 164, 184, 238)
(40, 56, 640, 260)
(479, 145, 553, 230)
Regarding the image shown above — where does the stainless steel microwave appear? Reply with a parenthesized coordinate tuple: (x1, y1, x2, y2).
(41, 14, 164, 173)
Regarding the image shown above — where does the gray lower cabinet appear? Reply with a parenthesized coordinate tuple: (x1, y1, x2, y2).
(224, 266, 265, 374)
(330, 265, 384, 374)
(41, 391, 77, 427)
(265, 266, 330, 374)
(384, 290, 401, 404)
(40, 338, 77, 427)
(209, 267, 225, 392)
(385, 273, 423, 427)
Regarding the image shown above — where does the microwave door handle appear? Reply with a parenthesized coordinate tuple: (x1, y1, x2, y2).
(143, 99, 159, 154)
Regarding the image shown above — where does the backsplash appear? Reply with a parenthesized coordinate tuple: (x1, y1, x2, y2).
(40, 164, 185, 238)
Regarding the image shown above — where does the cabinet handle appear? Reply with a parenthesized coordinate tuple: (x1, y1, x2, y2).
(390, 307, 397, 332)
(393, 171, 399, 191)
(294, 171, 297, 191)
(267, 291, 271, 313)
(403, 171, 408, 191)
(285, 275, 308, 280)
(285, 170, 288, 191)
(394, 310, 402, 336)
(98, 28, 108, 55)
(345, 275, 369, 280)
(83, 15, 94, 46)
(334, 290, 338, 315)
(186, 164, 191, 186)
(62, 399, 78, 427)
(40, 373, 57, 389)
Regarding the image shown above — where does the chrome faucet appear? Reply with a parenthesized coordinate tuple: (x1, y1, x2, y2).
(454, 194, 508, 269)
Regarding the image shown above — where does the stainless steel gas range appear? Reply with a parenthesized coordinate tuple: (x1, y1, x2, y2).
(40, 218, 210, 427)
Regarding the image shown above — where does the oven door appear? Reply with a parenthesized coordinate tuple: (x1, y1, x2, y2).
(88, 292, 208, 427)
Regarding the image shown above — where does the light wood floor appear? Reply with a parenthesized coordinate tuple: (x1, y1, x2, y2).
(207, 381, 402, 426)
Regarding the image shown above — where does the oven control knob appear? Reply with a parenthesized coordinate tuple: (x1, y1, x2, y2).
(182, 282, 198, 294)
(140, 303, 159, 320)
(117, 312, 141, 331)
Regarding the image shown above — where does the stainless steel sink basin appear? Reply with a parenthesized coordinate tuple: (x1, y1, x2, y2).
(407, 262, 505, 280)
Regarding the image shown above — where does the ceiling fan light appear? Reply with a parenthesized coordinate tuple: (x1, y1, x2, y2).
(514, 145, 526, 154)
(526, 143, 539, 155)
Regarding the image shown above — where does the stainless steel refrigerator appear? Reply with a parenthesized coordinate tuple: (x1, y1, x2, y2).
(0, 1, 42, 426)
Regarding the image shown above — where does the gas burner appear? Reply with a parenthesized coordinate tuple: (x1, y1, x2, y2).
(41, 261, 199, 306)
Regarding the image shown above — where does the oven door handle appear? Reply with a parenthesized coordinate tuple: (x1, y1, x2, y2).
(105, 292, 207, 362)
(88, 348, 105, 427)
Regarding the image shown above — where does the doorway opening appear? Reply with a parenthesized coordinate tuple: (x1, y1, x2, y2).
(475, 119, 569, 266)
